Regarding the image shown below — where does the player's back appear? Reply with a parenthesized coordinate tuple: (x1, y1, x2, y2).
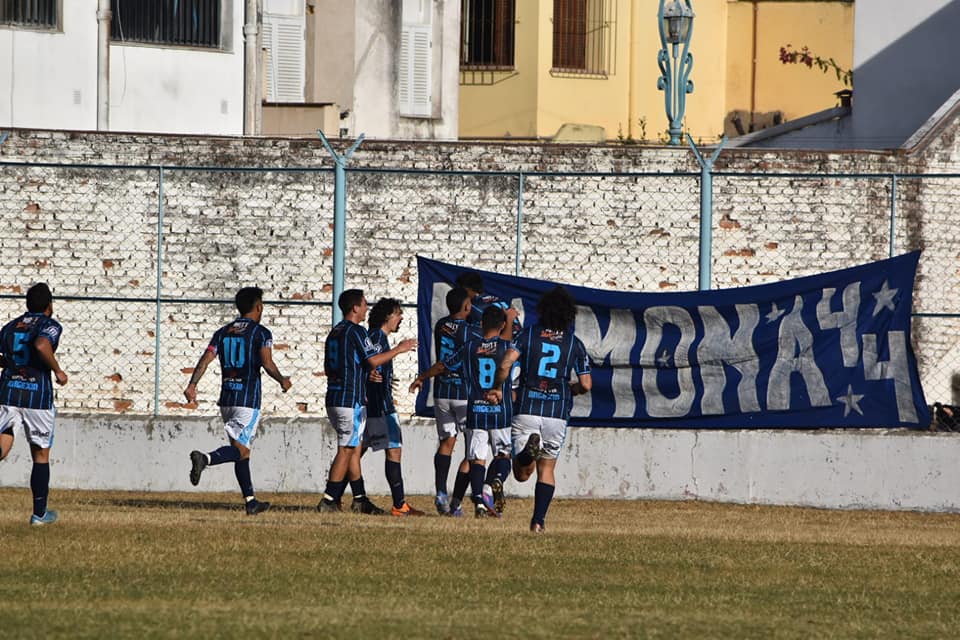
(458, 336, 513, 430)
(0, 312, 62, 409)
(432, 316, 480, 400)
(324, 320, 369, 408)
(212, 317, 271, 408)
(514, 324, 590, 420)
(468, 294, 522, 339)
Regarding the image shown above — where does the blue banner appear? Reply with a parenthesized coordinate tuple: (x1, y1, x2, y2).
(415, 253, 928, 428)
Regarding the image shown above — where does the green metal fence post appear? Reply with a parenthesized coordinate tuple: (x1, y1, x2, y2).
(155, 166, 164, 416)
(687, 134, 726, 291)
(318, 130, 365, 325)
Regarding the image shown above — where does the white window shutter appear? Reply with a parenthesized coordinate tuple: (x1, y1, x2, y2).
(399, 24, 432, 117)
(263, 13, 304, 102)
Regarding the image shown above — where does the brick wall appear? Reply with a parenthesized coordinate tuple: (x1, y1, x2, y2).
(2, 121, 960, 416)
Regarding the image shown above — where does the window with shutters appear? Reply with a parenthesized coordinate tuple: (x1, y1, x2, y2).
(0, 0, 59, 29)
(398, 1, 433, 118)
(552, 0, 615, 77)
(262, 12, 305, 103)
(460, 0, 515, 69)
(111, 0, 222, 49)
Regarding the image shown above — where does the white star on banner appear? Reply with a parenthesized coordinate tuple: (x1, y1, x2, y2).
(872, 280, 899, 317)
(836, 384, 865, 417)
(766, 302, 786, 323)
(656, 349, 671, 368)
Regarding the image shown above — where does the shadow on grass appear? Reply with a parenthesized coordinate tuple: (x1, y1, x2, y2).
(106, 497, 320, 513)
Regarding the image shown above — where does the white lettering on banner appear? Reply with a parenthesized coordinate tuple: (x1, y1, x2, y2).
(641, 306, 696, 417)
(425, 282, 453, 408)
(510, 297, 525, 327)
(697, 304, 761, 415)
(573, 306, 636, 417)
(817, 282, 861, 367)
(767, 295, 831, 410)
(862, 331, 918, 423)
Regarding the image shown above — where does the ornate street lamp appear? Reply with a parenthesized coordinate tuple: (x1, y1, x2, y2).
(657, 0, 695, 145)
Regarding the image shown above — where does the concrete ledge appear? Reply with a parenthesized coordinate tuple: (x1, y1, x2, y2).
(1, 415, 957, 512)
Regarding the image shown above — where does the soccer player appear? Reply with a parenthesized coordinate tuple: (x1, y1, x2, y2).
(362, 297, 424, 516)
(455, 270, 521, 340)
(318, 289, 416, 514)
(487, 286, 592, 533)
(411, 305, 513, 518)
(184, 287, 291, 516)
(0, 283, 68, 526)
(426, 287, 480, 516)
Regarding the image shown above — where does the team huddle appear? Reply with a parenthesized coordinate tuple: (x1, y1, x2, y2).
(0, 273, 592, 532)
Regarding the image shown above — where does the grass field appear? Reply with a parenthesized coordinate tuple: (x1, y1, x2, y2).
(2, 488, 959, 639)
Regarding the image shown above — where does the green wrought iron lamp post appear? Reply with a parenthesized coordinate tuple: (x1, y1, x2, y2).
(657, 0, 695, 145)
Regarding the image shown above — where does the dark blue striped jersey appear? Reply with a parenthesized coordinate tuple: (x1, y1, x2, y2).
(208, 318, 273, 409)
(366, 328, 394, 417)
(325, 320, 377, 408)
(0, 312, 63, 410)
(467, 294, 522, 340)
(512, 324, 591, 420)
(432, 316, 481, 400)
(443, 336, 514, 430)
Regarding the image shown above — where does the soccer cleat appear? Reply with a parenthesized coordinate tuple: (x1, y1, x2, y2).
(448, 501, 464, 518)
(351, 497, 385, 515)
(30, 510, 58, 526)
(391, 502, 426, 517)
(530, 521, 545, 534)
(480, 484, 500, 517)
(245, 499, 271, 516)
(435, 492, 451, 515)
(189, 450, 207, 486)
(521, 433, 544, 462)
(490, 477, 506, 515)
(317, 498, 342, 513)
(474, 503, 491, 519)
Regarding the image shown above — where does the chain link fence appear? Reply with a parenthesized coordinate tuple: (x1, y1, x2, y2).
(2, 160, 959, 420)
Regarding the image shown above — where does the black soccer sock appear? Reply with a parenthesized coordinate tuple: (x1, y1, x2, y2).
(234, 458, 254, 500)
(516, 442, 535, 467)
(350, 477, 367, 501)
(323, 479, 348, 503)
(469, 463, 486, 504)
(532, 481, 555, 526)
(208, 445, 241, 466)
(493, 456, 511, 483)
(452, 469, 471, 503)
(385, 459, 404, 509)
(434, 452, 452, 495)
(30, 462, 50, 518)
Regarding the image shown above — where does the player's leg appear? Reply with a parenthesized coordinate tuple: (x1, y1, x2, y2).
(466, 430, 496, 518)
(511, 414, 543, 482)
(485, 428, 512, 515)
(25, 408, 57, 525)
(0, 406, 14, 460)
(318, 405, 364, 512)
(383, 413, 423, 516)
(529, 417, 567, 533)
(223, 408, 269, 516)
(433, 399, 459, 513)
(188, 406, 249, 486)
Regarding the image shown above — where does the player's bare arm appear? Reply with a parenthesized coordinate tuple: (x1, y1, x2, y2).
(259, 346, 292, 392)
(501, 307, 519, 340)
(570, 373, 593, 396)
(409, 360, 448, 393)
(184, 349, 217, 403)
(368, 337, 417, 369)
(35, 336, 68, 386)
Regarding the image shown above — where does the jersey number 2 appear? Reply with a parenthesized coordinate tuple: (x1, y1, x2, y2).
(538, 343, 561, 378)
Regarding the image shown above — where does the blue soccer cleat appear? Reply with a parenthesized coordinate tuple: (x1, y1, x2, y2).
(435, 492, 451, 515)
(30, 510, 59, 526)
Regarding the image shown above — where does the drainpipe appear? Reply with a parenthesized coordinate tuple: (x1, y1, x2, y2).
(627, 0, 638, 139)
(96, 0, 111, 130)
(244, 0, 261, 135)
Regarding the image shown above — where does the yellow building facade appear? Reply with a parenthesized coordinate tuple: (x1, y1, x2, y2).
(459, 0, 854, 142)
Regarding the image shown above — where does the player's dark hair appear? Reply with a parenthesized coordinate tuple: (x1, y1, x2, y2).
(481, 305, 506, 332)
(368, 297, 402, 330)
(536, 286, 577, 331)
(446, 287, 471, 314)
(455, 271, 484, 294)
(235, 287, 264, 315)
(26, 282, 52, 313)
(338, 289, 365, 315)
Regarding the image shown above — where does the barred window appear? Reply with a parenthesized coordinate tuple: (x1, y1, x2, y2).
(460, 0, 515, 68)
(0, 0, 58, 28)
(552, 0, 614, 76)
(111, 0, 221, 49)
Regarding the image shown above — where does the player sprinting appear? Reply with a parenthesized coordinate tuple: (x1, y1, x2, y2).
(184, 287, 292, 516)
(318, 289, 416, 514)
(362, 297, 424, 516)
(427, 287, 481, 516)
(411, 305, 513, 518)
(0, 283, 68, 526)
(487, 286, 592, 533)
